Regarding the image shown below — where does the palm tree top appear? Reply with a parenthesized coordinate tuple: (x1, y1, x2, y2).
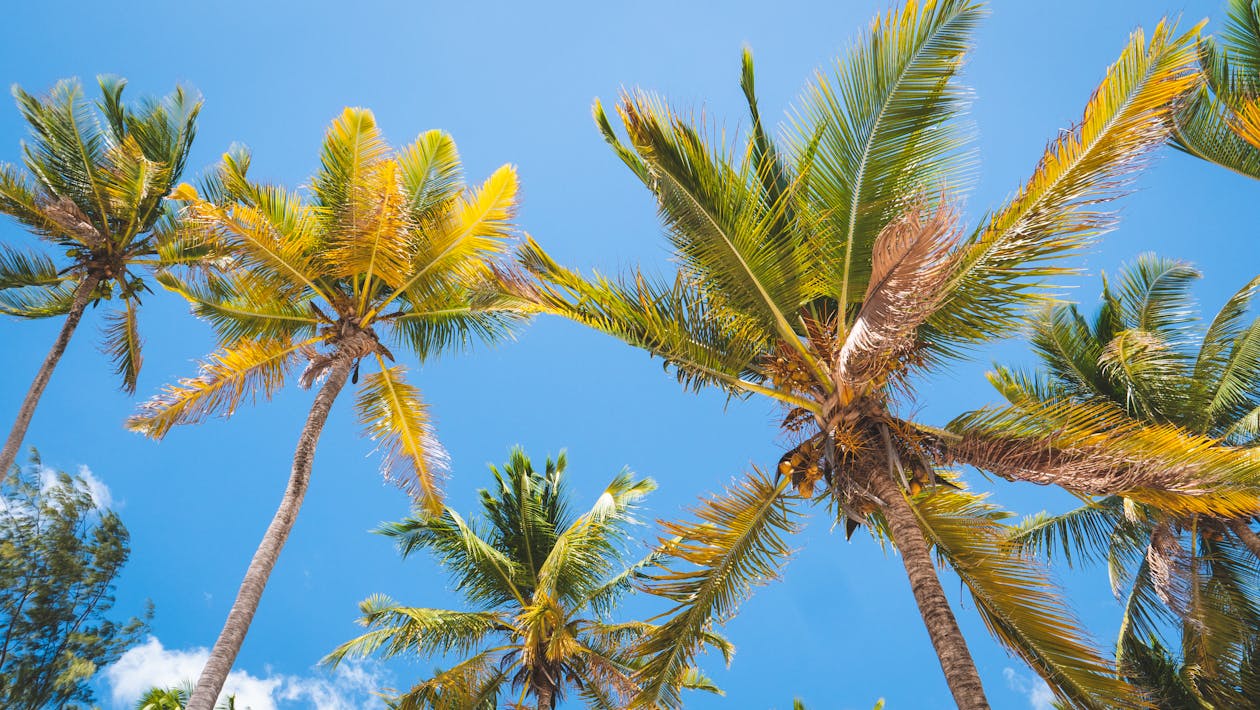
(128, 106, 527, 510)
(0, 75, 201, 389)
(326, 449, 726, 709)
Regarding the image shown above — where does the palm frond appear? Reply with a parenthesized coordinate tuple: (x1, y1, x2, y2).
(930, 20, 1200, 354)
(324, 593, 506, 667)
(377, 509, 529, 608)
(791, 0, 981, 312)
(398, 129, 463, 218)
(630, 471, 797, 709)
(914, 486, 1144, 709)
(946, 397, 1260, 516)
(155, 269, 319, 345)
(513, 239, 793, 405)
(103, 298, 143, 393)
(611, 90, 806, 351)
(356, 359, 448, 512)
(1009, 496, 1138, 569)
(385, 283, 528, 361)
(127, 335, 317, 438)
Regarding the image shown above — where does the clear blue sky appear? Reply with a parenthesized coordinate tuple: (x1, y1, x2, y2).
(0, 1, 1251, 708)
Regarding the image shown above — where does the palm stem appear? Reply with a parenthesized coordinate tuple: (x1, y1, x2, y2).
(184, 352, 354, 710)
(1227, 518, 1260, 561)
(0, 272, 101, 482)
(869, 469, 991, 709)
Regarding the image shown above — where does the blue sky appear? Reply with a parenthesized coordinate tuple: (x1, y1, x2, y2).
(0, 1, 1253, 708)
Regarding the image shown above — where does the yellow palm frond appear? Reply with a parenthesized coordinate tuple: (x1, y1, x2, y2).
(368, 164, 517, 320)
(631, 471, 796, 709)
(319, 159, 413, 305)
(946, 398, 1260, 517)
(312, 106, 392, 233)
(128, 335, 320, 438)
(355, 357, 447, 512)
(182, 187, 329, 301)
(932, 19, 1201, 352)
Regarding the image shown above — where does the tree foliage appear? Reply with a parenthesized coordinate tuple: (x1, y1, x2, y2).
(0, 451, 150, 709)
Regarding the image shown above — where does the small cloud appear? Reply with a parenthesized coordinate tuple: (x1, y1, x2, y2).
(103, 636, 388, 710)
(75, 465, 113, 509)
(1004, 667, 1055, 710)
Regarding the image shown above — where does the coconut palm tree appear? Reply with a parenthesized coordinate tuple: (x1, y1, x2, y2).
(988, 255, 1260, 706)
(503, 2, 1247, 707)
(136, 683, 236, 710)
(1174, 0, 1260, 179)
(0, 77, 200, 480)
(326, 448, 723, 709)
(127, 107, 525, 710)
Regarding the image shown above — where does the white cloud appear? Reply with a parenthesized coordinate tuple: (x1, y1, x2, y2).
(1004, 667, 1055, 710)
(35, 464, 112, 509)
(103, 637, 388, 710)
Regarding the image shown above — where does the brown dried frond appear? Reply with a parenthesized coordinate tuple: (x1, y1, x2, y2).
(836, 202, 963, 386)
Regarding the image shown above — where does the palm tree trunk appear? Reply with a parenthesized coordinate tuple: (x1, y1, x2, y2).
(0, 273, 101, 483)
(1228, 518, 1260, 561)
(184, 355, 355, 710)
(869, 470, 991, 709)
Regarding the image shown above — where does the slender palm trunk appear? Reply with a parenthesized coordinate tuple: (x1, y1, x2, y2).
(185, 355, 354, 710)
(1228, 518, 1260, 561)
(0, 273, 101, 482)
(869, 470, 991, 709)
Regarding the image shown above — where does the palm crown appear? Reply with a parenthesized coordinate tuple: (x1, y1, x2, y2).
(128, 107, 523, 509)
(327, 449, 722, 709)
(0, 77, 199, 390)
(993, 255, 1260, 707)
(503, 1, 1249, 706)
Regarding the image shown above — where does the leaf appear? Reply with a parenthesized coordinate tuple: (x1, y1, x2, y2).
(914, 485, 1145, 709)
(103, 298, 143, 393)
(127, 336, 317, 438)
(930, 20, 1201, 355)
(355, 360, 448, 512)
(630, 471, 797, 709)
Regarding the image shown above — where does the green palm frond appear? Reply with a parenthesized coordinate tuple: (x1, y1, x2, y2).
(324, 593, 507, 667)
(608, 90, 805, 349)
(103, 298, 143, 393)
(914, 486, 1144, 709)
(630, 471, 797, 709)
(155, 269, 319, 345)
(792, 0, 981, 312)
(930, 21, 1200, 354)
(1113, 254, 1200, 334)
(379, 509, 529, 608)
(537, 470, 655, 605)
(1009, 496, 1137, 569)
(513, 239, 790, 405)
(398, 129, 464, 218)
(386, 283, 527, 360)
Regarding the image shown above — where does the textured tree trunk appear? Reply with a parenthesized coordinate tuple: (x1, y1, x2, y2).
(184, 355, 354, 710)
(870, 471, 991, 709)
(0, 273, 101, 483)
(1228, 518, 1260, 562)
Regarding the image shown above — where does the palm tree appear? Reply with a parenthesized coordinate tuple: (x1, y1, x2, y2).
(503, 2, 1239, 706)
(988, 255, 1260, 706)
(0, 77, 200, 480)
(136, 683, 236, 710)
(127, 107, 525, 710)
(326, 448, 723, 709)
(1173, 0, 1260, 179)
